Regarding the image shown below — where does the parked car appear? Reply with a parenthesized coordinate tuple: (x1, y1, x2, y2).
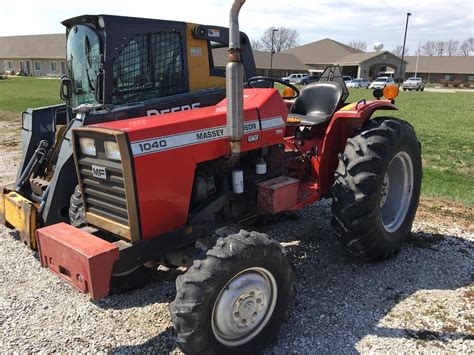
(369, 76, 395, 89)
(346, 78, 371, 89)
(282, 73, 308, 84)
(343, 76, 353, 84)
(402, 77, 425, 91)
(297, 75, 320, 85)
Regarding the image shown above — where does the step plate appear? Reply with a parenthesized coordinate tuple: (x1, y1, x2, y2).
(36, 223, 119, 300)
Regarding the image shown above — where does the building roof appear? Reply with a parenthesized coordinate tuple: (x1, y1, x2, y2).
(405, 56, 474, 74)
(334, 51, 405, 65)
(283, 38, 361, 65)
(0, 33, 65, 59)
(212, 47, 308, 71)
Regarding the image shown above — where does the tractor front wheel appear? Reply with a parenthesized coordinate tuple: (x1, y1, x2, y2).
(170, 230, 295, 354)
(331, 117, 422, 260)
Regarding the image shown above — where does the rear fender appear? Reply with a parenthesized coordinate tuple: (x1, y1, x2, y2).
(317, 100, 397, 194)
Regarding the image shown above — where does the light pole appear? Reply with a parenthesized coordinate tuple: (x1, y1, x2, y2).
(399, 12, 412, 86)
(270, 28, 278, 77)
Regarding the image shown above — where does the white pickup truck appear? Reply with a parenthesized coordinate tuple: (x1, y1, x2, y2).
(282, 73, 307, 84)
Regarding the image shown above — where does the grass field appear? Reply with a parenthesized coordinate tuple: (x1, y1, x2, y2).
(0, 77, 472, 205)
(0, 77, 60, 112)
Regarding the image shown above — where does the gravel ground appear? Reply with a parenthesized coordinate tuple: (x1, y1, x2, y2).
(0, 119, 473, 353)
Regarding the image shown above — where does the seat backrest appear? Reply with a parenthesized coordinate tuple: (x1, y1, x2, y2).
(291, 82, 343, 117)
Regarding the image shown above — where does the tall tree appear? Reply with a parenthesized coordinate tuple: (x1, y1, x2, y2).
(459, 37, 474, 56)
(391, 45, 409, 57)
(260, 27, 299, 52)
(434, 41, 446, 56)
(251, 39, 262, 51)
(446, 40, 459, 56)
(348, 41, 367, 51)
(420, 41, 436, 56)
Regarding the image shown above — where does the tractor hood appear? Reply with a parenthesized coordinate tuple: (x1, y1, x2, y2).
(74, 89, 288, 239)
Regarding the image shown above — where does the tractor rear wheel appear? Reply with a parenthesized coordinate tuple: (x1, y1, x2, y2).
(69, 185, 86, 227)
(331, 117, 422, 261)
(170, 230, 295, 354)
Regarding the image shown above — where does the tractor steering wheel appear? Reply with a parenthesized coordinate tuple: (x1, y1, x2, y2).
(247, 76, 300, 99)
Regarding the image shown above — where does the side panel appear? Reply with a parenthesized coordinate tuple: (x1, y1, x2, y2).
(186, 23, 226, 91)
(17, 104, 67, 182)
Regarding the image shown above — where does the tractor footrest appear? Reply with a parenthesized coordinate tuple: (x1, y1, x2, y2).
(36, 223, 119, 300)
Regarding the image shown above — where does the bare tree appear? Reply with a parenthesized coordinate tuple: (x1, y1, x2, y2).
(348, 41, 367, 51)
(434, 41, 446, 56)
(446, 40, 459, 56)
(459, 41, 469, 56)
(251, 39, 262, 51)
(420, 41, 436, 56)
(260, 27, 299, 52)
(391, 45, 409, 57)
(459, 37, 474, 55)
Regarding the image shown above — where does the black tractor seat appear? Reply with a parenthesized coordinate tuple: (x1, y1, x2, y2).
(288, 82, 343, 127)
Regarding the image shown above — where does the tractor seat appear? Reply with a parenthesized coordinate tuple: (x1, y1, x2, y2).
(288, 82, 343, 126)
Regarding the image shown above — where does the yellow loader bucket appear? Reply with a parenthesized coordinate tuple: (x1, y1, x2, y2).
(1, 187, 38, 250)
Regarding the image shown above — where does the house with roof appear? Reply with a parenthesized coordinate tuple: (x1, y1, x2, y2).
(404, 56, 474, 82)
(1, 33, 472, 83)
(0, 34, 66, 77)
(284, 38, 407, 80)
(211, 47, 308, 78)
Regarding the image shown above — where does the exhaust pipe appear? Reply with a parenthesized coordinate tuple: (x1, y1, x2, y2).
(226, 0, 245, 154)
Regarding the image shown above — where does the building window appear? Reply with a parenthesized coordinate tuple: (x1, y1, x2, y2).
(465, 75, 474, 82)
(5, 61, 13, 70)
(20, 61, 26, 70)
(444, 74, 453, 81)
(50, 62, 57, 72)
(34, 62, 41, 71)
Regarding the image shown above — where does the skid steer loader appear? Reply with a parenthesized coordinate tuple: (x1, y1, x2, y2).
(18, 0, 421, 353)
(1, 14, 256, 249)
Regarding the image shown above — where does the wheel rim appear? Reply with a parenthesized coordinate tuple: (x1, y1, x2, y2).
(380, 151, 414, 233)
(211, 267, 278, 347)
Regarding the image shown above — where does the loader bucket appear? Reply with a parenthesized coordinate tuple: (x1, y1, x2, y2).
(2, 188, 38, 250)
(36, 223, 119, 300)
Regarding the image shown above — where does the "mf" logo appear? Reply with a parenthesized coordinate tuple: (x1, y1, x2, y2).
(92, 165, 107, 180)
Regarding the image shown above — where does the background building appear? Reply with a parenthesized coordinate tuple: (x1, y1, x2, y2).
(0, 34, 66, 77)
(1, 33, 473, 83)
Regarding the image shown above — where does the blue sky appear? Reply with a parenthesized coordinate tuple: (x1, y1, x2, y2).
(0, 0, 472, 53)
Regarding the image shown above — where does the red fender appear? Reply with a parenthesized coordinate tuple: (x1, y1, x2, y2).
(317, 100, 397, 195)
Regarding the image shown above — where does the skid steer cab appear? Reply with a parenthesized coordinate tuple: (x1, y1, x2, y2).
(34, 1, 422, 353)
(1, 13, 257, 250)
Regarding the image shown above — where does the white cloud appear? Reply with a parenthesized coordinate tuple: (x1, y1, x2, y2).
(0, 0, 472, 52)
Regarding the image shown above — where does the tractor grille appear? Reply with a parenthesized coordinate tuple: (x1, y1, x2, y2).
(76, 134, 129, 227)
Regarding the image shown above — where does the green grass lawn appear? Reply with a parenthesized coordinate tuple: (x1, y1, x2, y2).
(0, 77, 472, 205)
(0, 77, 61, 113)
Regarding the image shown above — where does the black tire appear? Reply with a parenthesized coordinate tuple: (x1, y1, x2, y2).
(170, 230, 295, 354)
(331, 117, 422, 261)
(69, 185, 86, 227)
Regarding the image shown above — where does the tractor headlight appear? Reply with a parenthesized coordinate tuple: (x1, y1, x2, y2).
(104, 141, 121, 161)
(79, 137, 96, 156)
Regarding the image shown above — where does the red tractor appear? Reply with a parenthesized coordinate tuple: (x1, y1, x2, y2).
(34, 1, 422, 353)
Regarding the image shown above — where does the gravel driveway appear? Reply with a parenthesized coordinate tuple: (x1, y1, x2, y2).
(0, 119, 473, 353)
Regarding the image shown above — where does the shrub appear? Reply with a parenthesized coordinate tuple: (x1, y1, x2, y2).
(452, 80, 462, 88)
(439, 79, 450, 87)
